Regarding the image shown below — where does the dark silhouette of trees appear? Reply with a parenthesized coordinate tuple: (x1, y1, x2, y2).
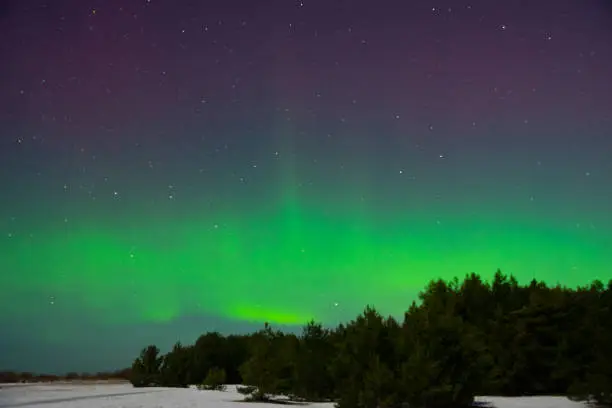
(292, 320, 335, 401)
(239, 323, 297, 401)
(400, 290, 490, 408)
(130, 345, 163, 387)
(187, 332, 248, 385)
(330, 307, 400, 408)
(160, 342, 192, 388)
(4, 270, 610, 407)
(0, 372, 20, 383)
(0, 369, 131, 384)
(123, 270, 611, 407)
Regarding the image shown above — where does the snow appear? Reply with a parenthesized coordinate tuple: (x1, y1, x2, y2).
(474, 395, 586, 408)
(0, 383, 587, 408)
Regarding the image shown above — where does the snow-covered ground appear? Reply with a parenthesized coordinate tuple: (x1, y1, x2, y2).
(0, 383, 587, 408)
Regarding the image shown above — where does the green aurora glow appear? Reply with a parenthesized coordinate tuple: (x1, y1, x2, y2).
(3, 199, 611, 326)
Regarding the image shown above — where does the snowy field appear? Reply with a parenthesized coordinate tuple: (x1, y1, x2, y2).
(0, 383, 587, 408)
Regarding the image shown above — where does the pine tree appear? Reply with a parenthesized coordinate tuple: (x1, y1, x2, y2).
(331, 307, 401, 408)
(123, 272, 612, 406)
(292, 320, 335, 401)
(239, 323, 294, 401)
(199, 367, 227, 391)
(130, 345, 162, 387)
(160, 342, 192, 387)
(571, 280, 612, 406)
(190, 332, 226, 385)
(401, 283, 489, 408)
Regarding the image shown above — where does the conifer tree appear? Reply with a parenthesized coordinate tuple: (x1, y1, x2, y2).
(400, 281, 489, 408)
(160, 342, 192, 387)
(123, 271, 612, 407)
(292, 320, 335, 401)
(240, 323, 294, 401)
(331, 307, 400, 408)
(130, 345, 162, 387)
(199, 367, 227, 391)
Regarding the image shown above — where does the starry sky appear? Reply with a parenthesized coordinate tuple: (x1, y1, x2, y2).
(1, 0, 612, 373)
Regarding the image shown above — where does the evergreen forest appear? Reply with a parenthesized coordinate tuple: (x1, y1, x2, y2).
(126, 271, 612, 407)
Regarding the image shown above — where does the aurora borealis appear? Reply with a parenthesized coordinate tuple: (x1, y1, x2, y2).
(1, 0, 612, 373)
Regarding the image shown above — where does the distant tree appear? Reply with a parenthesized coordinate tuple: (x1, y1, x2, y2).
(117, 367, 132, 379)
(20, 372, 34, 382)
(0, 371, 19, 383)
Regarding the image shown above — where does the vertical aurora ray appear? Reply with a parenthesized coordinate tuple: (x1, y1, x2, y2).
(276, 120, 303, 251)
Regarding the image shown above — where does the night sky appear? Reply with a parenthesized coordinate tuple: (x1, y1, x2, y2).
(1, 0, 611, 373)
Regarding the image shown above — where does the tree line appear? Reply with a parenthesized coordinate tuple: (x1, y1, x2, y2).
(0, 369, 131, 383)
(130, 271, 612, 407)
